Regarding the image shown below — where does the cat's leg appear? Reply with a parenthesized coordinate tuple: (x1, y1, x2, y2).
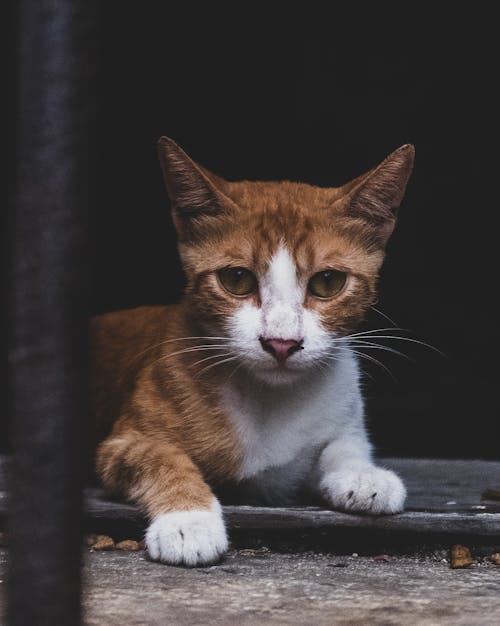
(96, 427, 228, 566)
(316, 409, 406, 515)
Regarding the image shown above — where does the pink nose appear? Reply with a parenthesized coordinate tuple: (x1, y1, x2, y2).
(259, 337, 304, 363)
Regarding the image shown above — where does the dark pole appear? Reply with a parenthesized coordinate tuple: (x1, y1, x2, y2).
(7, 1, 97, 624)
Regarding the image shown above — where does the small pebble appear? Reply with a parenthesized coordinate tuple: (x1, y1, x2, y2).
(351, 553, 359, 557)
(238, 549, 258, 556)
(481, 489, 500, 501)
(450, 544, 473, 569)
(115, 540, 141, 551)
(92, 535, 115, 551)
(489, 553, 500, 565)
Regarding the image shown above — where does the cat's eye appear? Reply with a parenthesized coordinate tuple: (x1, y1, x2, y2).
(308, 269, 347, 299)
(217, 267, 257, 296)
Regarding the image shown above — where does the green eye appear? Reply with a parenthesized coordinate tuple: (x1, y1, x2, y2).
(308, 269, 347, 298)
(217, 267, 257, 296)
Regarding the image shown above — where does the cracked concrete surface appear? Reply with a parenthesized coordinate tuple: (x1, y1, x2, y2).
(1, 456, 500, 624)
(2, 547, 500, 624)
(80, 549, 500, 625)
(81, 548, 500, 625)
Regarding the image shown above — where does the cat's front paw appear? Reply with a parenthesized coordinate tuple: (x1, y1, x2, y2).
(145, 499, 228, 566)
(320, 466, 406, 515)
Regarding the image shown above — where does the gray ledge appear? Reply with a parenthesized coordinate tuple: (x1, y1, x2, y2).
(1, 457, 500, 538)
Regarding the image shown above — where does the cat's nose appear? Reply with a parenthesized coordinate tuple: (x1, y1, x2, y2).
(259, 337, 304, 363)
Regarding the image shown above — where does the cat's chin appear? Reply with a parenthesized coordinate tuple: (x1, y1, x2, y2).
(248, 364, 311, 386)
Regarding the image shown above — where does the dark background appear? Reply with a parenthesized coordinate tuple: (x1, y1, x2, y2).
(2, 6, 498, 458)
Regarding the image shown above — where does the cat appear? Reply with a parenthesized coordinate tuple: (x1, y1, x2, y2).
(91, 136, 414, 566)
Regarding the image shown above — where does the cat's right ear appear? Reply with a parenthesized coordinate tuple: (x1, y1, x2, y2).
(334, 144, 415, 245)
(157, 136, 236, 240)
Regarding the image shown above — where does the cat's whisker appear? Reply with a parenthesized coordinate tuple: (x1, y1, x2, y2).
(327, 347, 374, 380)
(131, 336, 233, 362)
(333, 328, 444, 357)
(195, 355, 240, 378)
(335, 327, 408, 340)
(353, 335, 443, 356)
(155, 345, 232, 360)
(147, 345, 232, 369)
(168, 344, 232, 354)
(370, 306, 399, 327)
(321, 350, 350, 366)
(224, 359, 245, 383)
(324, 346, 378, 381)
(328, 335, 411, 376)
(350, 350, 397, 382)
(191, 352, 236, 368)
(360, 368, 376, 382)
(317, 357, 338, 373)
(346, 340, 412, 361)
(151, 335, 232, 345)
(324, 347, 397, 381)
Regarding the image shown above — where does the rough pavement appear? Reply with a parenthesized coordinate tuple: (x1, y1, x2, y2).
(3, 547, 498, 625)
(82, 548, 500, 625)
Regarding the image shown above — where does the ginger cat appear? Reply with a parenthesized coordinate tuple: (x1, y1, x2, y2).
(91, 137, 414, 566)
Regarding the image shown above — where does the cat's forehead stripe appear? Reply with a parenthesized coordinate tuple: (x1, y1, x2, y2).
(268, 246, 297, 288)
(261, 245, 301, 306)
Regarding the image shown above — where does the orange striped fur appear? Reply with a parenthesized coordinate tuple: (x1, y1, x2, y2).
(91, 137, 414, 530)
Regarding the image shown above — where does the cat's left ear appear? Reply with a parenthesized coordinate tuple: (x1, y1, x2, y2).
(336, 144, 415, 244)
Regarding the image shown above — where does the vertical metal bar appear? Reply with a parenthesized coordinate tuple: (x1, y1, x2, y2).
(7, 1, 97, 624)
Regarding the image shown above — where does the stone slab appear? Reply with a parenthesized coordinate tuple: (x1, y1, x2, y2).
(1, 457, 500, 538)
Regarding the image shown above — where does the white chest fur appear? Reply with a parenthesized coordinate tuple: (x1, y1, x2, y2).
(220, 351, 363, 482)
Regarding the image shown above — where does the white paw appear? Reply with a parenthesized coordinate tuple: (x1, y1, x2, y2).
(145, 499, 228, 566)
(320, 465, 406, 515)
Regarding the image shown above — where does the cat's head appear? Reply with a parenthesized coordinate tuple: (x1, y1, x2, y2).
(158, 137, 414, 384)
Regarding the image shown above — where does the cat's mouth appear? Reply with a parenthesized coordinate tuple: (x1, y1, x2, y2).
(252, 359, 308, 385)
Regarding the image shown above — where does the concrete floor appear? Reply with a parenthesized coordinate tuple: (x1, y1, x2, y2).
(2, 455, 500, 624)
(1, 546, 500, 624)
(79, 548, 500, 626)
